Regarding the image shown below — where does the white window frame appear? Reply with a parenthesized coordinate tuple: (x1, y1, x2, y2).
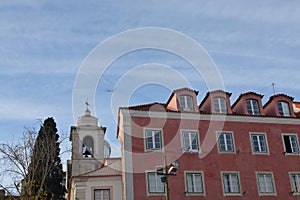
(221, 172, 242, 196)
(256, 172, 276, 196)
(179, 95, 194, 112)
(289, 172, 300, 195)
(277, 101, 291, 116)
(94, 189, 110, 200)
(246, 99, 260, 115)
(282, 134, 300, 155)
(184, 171, 205, 196)
(214, 97, 227, 114)
(250, 133, 269, 154)
(181, 130, 200, 152)
(217, 132, 235, 153)
(146, 171, 165, 195)
(144, 129, 163, 151)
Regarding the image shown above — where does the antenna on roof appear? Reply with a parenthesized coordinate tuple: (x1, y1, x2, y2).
(272, 83, 276, 94)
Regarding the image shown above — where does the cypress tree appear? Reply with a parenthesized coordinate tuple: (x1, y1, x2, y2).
(26, 117, 65, 199)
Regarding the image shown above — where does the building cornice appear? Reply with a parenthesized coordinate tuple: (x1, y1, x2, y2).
(120, 109, 300, 125)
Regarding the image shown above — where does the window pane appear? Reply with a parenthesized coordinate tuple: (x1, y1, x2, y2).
(145, 130, 162, 150)
(290, 136, 299, 153)
(180, 95, 194, 111)
(223, 173, 240, 194)
(283, 135, 299, 154)
(258, 174, 274, 193)
(278, 101, 290, 116)
(186, 173, 203, 193)
(291, 174, 300, 193)
(148, 172, 164, 193)
(214, 97, 227, 113)
(95, 189, 110, 200)
(182, 131, 199, 151)
(218, 133, 234, 152)
(154, 132, 161, 149)
(259, 135, 266, 152)
(219, 134, 226, 151)
(252, 134, 267, 153)
(246, 99, 260, 115)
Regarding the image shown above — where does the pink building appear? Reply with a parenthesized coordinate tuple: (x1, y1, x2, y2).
(117, 88, 300, 200)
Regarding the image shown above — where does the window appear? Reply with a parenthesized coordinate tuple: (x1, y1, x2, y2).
(278, 101, 291, 116)
(251, 133, 268, 154)
(218, 132, 234, 152)
(147, 172, 165, 194)
(290, 173, 300, 194)
(257, 173, 276, 195)
(222, 172, 241, 195)
(182, 131, 199, 152)
(94, 189, 110, 200)
(145, 129, 162, 150)
(214, 97, 227, 114)
(179, 95, 194, 111)
(283, 135, 299, 154)
(83, 136, 94, 158)
(185, 172, 204, 194)
(246, 99, 260, 115)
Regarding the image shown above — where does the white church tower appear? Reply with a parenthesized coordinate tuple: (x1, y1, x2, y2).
(70, 108, 106, 176)
(67, 107, 122, 200)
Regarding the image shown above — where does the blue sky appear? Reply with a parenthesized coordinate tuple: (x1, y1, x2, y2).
(1, 1, 300, 159)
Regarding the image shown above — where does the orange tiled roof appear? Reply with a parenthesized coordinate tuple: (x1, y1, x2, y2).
(293, 102, 300, 113)
(121, 102, 180, 112)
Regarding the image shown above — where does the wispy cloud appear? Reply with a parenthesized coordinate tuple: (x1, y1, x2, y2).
(1, 0, 300, 160)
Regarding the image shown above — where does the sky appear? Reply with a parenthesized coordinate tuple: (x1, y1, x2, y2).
(1, 0, 300, 162)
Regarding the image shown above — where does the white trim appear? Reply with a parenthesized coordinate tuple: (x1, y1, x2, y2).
(122, 109, 300, 125)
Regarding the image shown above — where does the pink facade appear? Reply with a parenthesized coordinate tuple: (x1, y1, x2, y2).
(117, 88, 300, 200)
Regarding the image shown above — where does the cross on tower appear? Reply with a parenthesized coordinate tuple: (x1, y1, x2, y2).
(85, 101, 90, 110)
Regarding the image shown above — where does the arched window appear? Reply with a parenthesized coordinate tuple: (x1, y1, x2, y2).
(82, 136, 94, 158)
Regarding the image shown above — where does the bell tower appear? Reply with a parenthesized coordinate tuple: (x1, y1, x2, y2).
(70, 108, 106, 176)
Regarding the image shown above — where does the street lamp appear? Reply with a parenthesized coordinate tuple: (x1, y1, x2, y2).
(156, 157, 179, 200)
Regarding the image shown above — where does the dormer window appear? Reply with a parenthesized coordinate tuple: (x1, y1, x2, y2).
(277, 101, 291, 116)
(179, 95, 194, 112)
(246, 99, 260, 115)
(214, 97, 227, 114)
(83, 136, 94, 158)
